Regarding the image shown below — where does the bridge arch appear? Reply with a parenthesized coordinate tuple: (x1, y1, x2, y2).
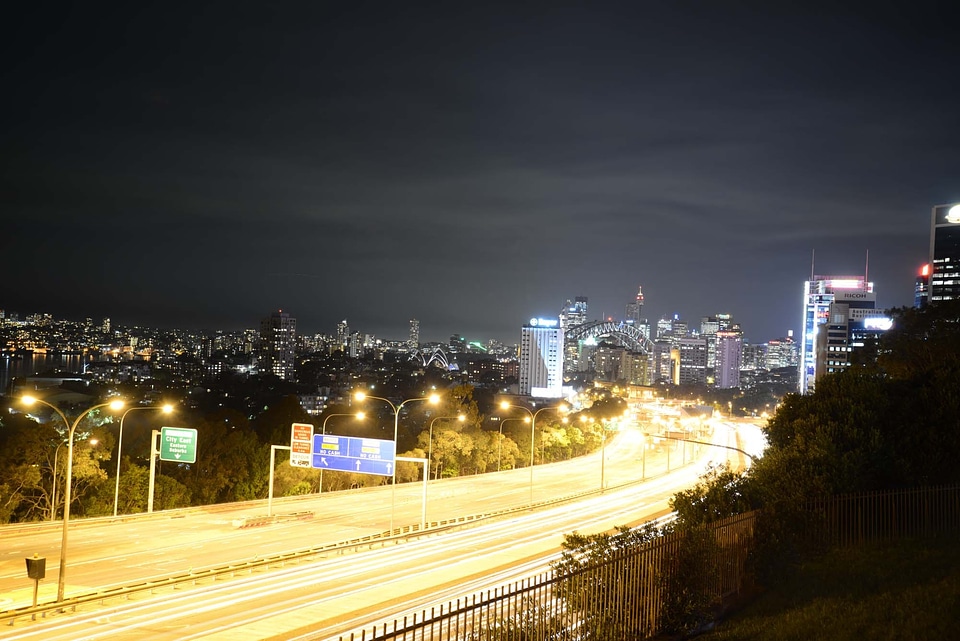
(564, 320, 655, 355)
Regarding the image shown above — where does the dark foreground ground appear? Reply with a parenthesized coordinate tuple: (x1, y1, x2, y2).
(701, 534, 960, 641)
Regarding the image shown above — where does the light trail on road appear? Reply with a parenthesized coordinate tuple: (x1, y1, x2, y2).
(0, 421, 750, 639)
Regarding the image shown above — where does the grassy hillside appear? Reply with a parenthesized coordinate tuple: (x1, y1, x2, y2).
(704, 535, 960, 641)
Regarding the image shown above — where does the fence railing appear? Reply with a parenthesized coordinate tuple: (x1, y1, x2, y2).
(336, 511, 758, 641)
(808, 484, 960, 548)
(336, 485, 960, 641)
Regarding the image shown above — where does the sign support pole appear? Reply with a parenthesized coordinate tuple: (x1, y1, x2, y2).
(147, 429, 159, 513)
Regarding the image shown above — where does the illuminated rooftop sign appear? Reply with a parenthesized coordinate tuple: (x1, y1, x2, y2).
(948, 205, 960, 224)
(863, 317, 893, 331)
(528, 318, 559, 328)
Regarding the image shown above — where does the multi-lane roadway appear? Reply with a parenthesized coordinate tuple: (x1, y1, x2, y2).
(0, 420, 760, 640)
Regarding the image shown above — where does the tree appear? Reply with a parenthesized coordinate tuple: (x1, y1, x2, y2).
(0, 413, 61, 521)
(253, 395, 313, 445)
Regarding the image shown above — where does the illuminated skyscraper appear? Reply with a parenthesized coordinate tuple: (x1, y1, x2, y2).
(519, 318, 564, 398)
(625, 286, 644, 323)
(559, 296, 588, 331)
(915, 264, 930, 308)
(800, 276, 875, 394)
(408, 319, 420, 351)
(259, 309, 297, 381)
(560, 296, 588, 375)
(715, 329, 743, 389)
(930, 203, 960, 303)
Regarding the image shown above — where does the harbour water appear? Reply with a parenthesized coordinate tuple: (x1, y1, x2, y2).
(0, 353, 91, 395)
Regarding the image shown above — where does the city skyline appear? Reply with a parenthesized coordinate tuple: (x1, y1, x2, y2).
(3, 4, 956, 345)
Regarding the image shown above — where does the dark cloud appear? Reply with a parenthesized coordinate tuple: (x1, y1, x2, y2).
(2, 1, 957, 344)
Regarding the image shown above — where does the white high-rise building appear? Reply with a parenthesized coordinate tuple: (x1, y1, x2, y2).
(408, 319, 420, 351)
(800, 276, 875, 394)
(519, 318, 564, 398)
(716, 330, 743, 389)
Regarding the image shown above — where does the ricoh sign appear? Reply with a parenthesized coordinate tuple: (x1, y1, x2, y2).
(834, 291, 875, 302)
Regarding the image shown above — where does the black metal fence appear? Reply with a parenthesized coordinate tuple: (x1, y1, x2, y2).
(335, 511, 757, 641)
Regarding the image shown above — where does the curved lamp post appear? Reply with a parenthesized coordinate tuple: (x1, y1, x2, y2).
(354, 390, 440, 531)
(495, 416, 529, 472)
(50, 439, 67, 523)
(427, 414, 465, 480)
(21, 396, 124, 603)
(499, 401, 567, 504)
(319, 412, 365, 492)
(113, 404, 174, 517)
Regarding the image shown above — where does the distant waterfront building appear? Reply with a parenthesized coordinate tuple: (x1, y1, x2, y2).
(715, 330, 743, 389)
(930, 203, 960, 303)
(519, 318, 564, 398)
(800, 276, 876, 394)
(259, 309, 297, 381)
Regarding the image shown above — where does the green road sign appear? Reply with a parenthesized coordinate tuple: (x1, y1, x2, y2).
(160, 426, 198, 463)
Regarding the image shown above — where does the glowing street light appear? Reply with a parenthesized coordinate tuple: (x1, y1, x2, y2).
(354, 390, 440, 531)
(113, 404, 174, 517)
(21, 395, 124, 603)
(499, 401, 567, 504)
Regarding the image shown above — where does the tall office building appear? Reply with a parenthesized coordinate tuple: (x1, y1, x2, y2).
(519, 318, 564, 398)
(559, 296, 589, 331)
(677, 338, 707, 385)
(930, 203, 960, 302)
(408, 319, 420, 351)
(800, 276, 876, 394)
(764, 332, 799, 370)
(715, 329, 743, 389)
(915, 264, 930, 308)
(259, 309, 297, 381)
(560, 296, 588, 375)
(336, 320, 349, 351)
(625, 285, 644, 323)
(700, 315, 732, 369)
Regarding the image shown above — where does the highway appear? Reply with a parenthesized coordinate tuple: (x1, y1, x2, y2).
(0, 421, 758, 639)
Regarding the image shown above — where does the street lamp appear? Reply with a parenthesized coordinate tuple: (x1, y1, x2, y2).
(354, 390, 440, 532)
(499, 401, 567, 504)
(113, 404, 174, 517)
(50, 439, 66, 522)
(21, 395, 124, 603)
(427, 414, 465, 480)
(319, 412, 365, 492)
(495, 417, 529, 472)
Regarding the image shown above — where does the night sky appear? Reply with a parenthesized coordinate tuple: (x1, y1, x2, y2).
(3, 2, 958, 345)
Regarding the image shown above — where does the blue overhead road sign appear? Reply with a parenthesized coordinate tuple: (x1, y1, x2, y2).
(311, 434, 396, 477)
